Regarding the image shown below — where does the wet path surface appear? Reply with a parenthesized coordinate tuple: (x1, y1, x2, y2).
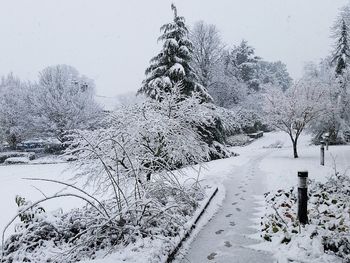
(179, 152, 275, 263)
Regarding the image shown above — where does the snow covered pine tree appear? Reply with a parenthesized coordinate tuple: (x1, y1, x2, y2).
(138, 4, 212, 102)
(332, 19, 350, 76)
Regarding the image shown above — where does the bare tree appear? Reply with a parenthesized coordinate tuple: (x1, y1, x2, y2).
(190, 21, 224, 89)
(264, 81, 326, 158)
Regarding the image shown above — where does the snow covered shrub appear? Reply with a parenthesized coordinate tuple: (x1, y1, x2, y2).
(0, 152, 35, 164)
(67, 86, 229, 185)
(1, 182, 200, 263)
(262, 140, 284, 149)
(2, 86, 224, 262)
(225, 134, 252, 146)
(4, 157, 30, 165)
(261, 170, 350, 262)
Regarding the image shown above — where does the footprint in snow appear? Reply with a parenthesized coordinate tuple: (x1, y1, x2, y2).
(215, 229, 224, 235)
(236, 208, 242, 212)
(232, 202, 238, 205)
(225, 213, 233, 218)
(230, 221, 236, 226)
(207, 252, 217, 260)
(224, 241, 232, 247)
(243, 190, 247, 193)
(238, 186, 243, 189)
(235, 193, 240, 196)
(240, 197, 245, 201)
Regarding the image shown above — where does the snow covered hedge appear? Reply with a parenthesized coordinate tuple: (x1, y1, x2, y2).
(0, 152, 35, 164)
(261, 171, 350, 262)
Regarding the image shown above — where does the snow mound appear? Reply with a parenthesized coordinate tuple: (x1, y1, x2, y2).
(4, 157, 30, 165)
(0, 152, 35, 163)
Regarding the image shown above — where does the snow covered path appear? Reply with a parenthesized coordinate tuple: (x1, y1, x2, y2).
(178, 135, 281, 263)
(178, 131, 350, 263)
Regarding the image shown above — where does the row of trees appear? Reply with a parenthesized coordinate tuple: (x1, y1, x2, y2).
(263, 3, 350, 158)
(189, 22, 292, 109)
(0, 65, 102, 148)
(136, 4, 293, 143)
(302, 3, 350, 144)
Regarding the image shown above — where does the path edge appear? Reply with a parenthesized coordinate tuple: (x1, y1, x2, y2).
(165, 186, 219, 263)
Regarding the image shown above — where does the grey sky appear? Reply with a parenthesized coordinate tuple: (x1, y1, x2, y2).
(0, 0, 348, 97)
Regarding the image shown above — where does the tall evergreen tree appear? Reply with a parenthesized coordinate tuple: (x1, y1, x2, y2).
(224, 40, 261, 90)
(138, 4, 212, 102)
(332, 19, 350, 76)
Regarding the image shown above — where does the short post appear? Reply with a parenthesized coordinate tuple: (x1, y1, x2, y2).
(298, 171, 308, 224)
(324, 133, 329, 150)
(320, 141, 325, 166)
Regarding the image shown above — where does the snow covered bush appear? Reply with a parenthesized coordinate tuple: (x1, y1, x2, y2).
(1, 179, 202, 263)
(4, 157, 30, 165)
(68, 85, 233, 185)
(1, 84, 234, 262)
(261, 170, 350, 262)
(0, 152, 35, 164)
(225, 134, 252, 146)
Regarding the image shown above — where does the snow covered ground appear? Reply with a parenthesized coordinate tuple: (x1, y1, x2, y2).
(0, 163, 85, 239)
(0, 131, 349, 262)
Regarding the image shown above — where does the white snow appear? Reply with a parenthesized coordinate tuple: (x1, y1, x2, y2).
(0, 131, 349, 262)
(0, 163, 85, 239)
(4, 157, 29, 165)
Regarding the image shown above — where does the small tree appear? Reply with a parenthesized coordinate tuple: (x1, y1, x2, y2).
(138, 4, 211, 102)
(264, 81, 326, 158)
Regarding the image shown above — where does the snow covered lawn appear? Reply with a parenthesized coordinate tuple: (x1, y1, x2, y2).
(0, 163, 85, 239)
(258, 132, 350, 191)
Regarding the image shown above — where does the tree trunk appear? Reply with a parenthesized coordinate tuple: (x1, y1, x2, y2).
(293, 139, 298, 158)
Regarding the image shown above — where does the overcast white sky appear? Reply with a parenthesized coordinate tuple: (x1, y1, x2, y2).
(0, 0, 348, 97)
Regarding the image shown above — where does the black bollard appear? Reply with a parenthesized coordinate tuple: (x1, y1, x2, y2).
(320, 143, 325, 166)
(298, 171, 308, 224)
